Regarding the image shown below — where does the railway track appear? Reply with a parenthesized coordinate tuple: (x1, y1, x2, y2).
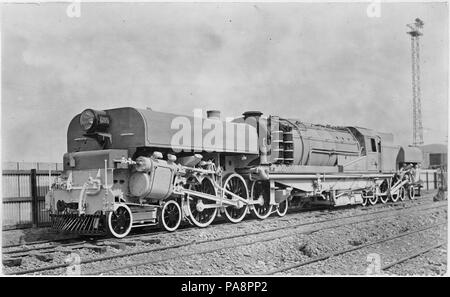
(5, 198, 446, 275)
(91, 203, 447, 275)
(1, 193, 437, 257)
(2, 191, 436, 254)
(263, 223, 446, 274)
(381, 243, 446, 272)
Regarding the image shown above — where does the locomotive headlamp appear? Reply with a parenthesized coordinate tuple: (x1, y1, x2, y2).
(79, 109, 95, 131)
(79, 109, 110, 132)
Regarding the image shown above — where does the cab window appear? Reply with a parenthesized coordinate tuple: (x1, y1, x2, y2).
(370, 138, 377, 152)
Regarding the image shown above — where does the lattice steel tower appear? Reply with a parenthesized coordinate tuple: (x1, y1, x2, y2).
(407, 18, 424, 146)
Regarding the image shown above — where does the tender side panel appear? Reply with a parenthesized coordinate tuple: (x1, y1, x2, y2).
(381, 145, 401, 172)
(68, 107, 259, 155)
(137, 109, 259, 154)
(396, 146, 423, 165)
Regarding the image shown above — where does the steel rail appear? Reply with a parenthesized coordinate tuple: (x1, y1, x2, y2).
(8, 241, 196, 275)
(263, 223, 446, 275)
(3, 241, 88, 256)
(381, 242, 446, 271)
(2, 190, 434, 250)
(89, 204, 446, 275)
(8, 201, 445, 275)
(4, 196, 433, 256)
(1, 194, 435, 255)
(2, 238, 79, 250)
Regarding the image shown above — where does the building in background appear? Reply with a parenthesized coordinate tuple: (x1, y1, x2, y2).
(419, 144, 448, 170)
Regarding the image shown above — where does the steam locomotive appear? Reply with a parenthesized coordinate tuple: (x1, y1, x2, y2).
(45, 107, 422, 238)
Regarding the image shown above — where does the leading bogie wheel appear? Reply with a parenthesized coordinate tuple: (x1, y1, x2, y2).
(276, 199, 288, 217)
(160, 200, 182, 232)
(369, 194, 378, 205)
(409, 186, 416, 200)
(222, 173, 249, 223)
(187, 177, 218, 228)
(250, 180, 273, 220)
(362, 197, 368, 206)
(107, 204, 133, 238)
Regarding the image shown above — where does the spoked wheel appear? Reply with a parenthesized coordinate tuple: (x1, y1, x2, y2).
(379, 195, 389, 204)
(362, 190, 374, 206)
(276, 199, 288, 217)
(250, 180, 273, 220)
(160, 200, 182, 232)
(409, 186, 416, 200)
(362, 197, 368, 206)
(222, 173, 249, 223)
(390, 175, 402, 202)
(107, 204, 133, 238)
(187, 177, 218, 228)
(398, 186, 406, 201)
(390, 191, 399, 203)
(368, 193, 378, 205)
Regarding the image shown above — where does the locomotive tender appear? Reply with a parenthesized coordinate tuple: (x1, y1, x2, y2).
(45, 107, 422, 238)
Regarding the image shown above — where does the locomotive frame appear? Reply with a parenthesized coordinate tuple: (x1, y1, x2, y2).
(45, 107, 423, 238)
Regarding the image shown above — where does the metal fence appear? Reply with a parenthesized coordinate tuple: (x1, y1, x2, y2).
(419, 169, 440, 191)
(2, 169, 61, 230)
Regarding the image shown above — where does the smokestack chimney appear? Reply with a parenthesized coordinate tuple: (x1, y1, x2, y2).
(243, 111, 263, 121)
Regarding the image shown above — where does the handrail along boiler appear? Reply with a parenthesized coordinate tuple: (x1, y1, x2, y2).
(45, 107, 422, 238)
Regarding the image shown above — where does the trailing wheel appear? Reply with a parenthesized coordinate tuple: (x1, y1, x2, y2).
(160, 200, 182, 232)
(398, 186, 406, 201)
(107, 204, 133, 238)
(250, 180, 273, 220)
(187, 177, 218, 228)
(276, 199, 288, 217)
(409, 186, 416, 200)
(368, 193, 378, 205)
(222, 173, 249, 223)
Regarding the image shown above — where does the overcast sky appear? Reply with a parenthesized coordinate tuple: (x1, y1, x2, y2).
(1, 2, 448, 163)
